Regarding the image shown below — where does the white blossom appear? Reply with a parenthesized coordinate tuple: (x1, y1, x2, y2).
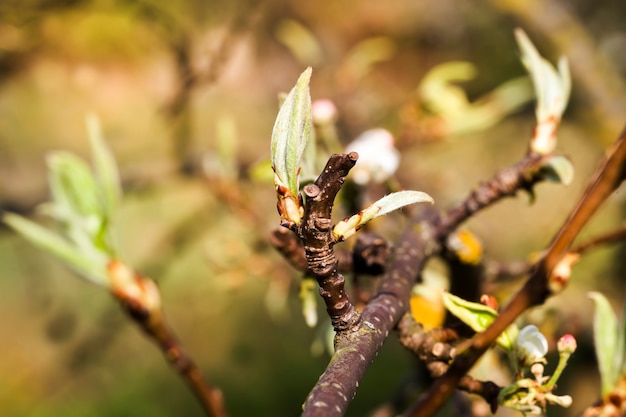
(345, 128, 400, 185)
(516, 324, 549, 366)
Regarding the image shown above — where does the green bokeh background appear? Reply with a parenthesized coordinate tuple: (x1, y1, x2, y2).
(1, 1, 625, 416)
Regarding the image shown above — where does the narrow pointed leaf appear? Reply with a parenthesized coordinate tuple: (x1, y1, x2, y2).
(370, 190, 434, 219)
(333, 190, 433, 240)
(87, 114, 121, 220)
(270, 67, 313, 195)
(515, 28, 570, 123)
(442, 292, 518, 350)
(588, 292, 620, 395)
(2, 213, 109, 286)
(47, 151, 100, 220)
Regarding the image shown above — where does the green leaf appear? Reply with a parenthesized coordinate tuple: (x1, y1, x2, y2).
(299, 277, 318, 328)
(367, 191, 434, 219)
(333, 190, 433, 240)
(270, 67, 313, 195)
(2, 213, 109, 287)
(47, 151, 101, 222)
(588, 292, 620, 395)
(515, 28, 571, 123)
(87, 114, 121, 220)
(442, 292, 518, 350)
(539, 155, 574, 186)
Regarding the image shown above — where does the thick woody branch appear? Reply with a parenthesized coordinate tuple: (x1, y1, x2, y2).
(407, 126, 626, 417)
(300, 148, 580, 417)
(302, 224, 435, 417)
(270, 227, 386, 274)
(299, 153, 360, 331)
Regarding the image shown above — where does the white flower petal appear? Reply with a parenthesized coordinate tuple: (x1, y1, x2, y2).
(516, 324, 549, 365)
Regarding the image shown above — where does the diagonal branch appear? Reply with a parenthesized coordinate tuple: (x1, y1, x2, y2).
(406, 125, 626, 417)
(299, 152, 361, 331)
(299, 146, 591, 417)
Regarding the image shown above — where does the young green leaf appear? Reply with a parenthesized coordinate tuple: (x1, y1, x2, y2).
(270, 67, 313, 196)
(539, 155, 574, 186)
(47, 151, 101, 222)
(515, 28, 570, 124)
(442, 292, 519, 350)
(2, 213, 109, 286)
(87, 114, 121, 220)
(333, 190, 433, 240)
(588, 292, 621, 395)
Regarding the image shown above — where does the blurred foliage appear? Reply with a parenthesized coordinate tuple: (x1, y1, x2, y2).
(1, 0, 625, 416)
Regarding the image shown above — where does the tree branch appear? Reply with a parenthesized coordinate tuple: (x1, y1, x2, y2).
(300, 147, 559, 417)
(406, 126, 626, 417)
(298, 152, 361, 331)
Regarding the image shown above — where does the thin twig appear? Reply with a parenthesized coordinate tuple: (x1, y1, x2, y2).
(571, 222, 626, 255)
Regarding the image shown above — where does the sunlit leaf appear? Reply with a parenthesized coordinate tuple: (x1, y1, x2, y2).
(442, 292, 518, 350)
(539, 155, 574, 186)
(270, 67, 313, 196)
(87, 114, 121, 220)
(2, 213, 109, 286)
(588, 292, 620, 395)
(515, 28, 570, 123)
(47, 151, 100, 222)
(333, 190, 433, 240)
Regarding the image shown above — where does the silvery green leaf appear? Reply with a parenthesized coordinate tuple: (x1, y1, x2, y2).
(442, 292, 518, 350)
(47, 151, 101, 221)
(515, 29, 571, 123)
(299, 277, 318, 328)
(588, 292, 620, 395)
(539, 155, 575, 185)
(270, 67, 313, 195)
(87, 114, 121, 220)
(2, 213, 109, 287)
(333, 190, 433, 240)
(368, 190, 434, 219)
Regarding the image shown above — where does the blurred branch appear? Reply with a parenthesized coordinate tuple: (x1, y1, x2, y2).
(571, 222, 626, 255)
(132, 0, 260, 174)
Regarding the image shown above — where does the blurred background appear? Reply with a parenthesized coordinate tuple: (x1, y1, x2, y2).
(1, 0, 625, 416)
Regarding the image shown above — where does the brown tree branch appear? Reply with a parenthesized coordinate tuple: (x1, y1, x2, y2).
(406, 126, 626, 417)
(300, 148, 556, 417)
(298, 152, 361, 331)
(302, 225, 434, 417)
(108, 261, 226, 417)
